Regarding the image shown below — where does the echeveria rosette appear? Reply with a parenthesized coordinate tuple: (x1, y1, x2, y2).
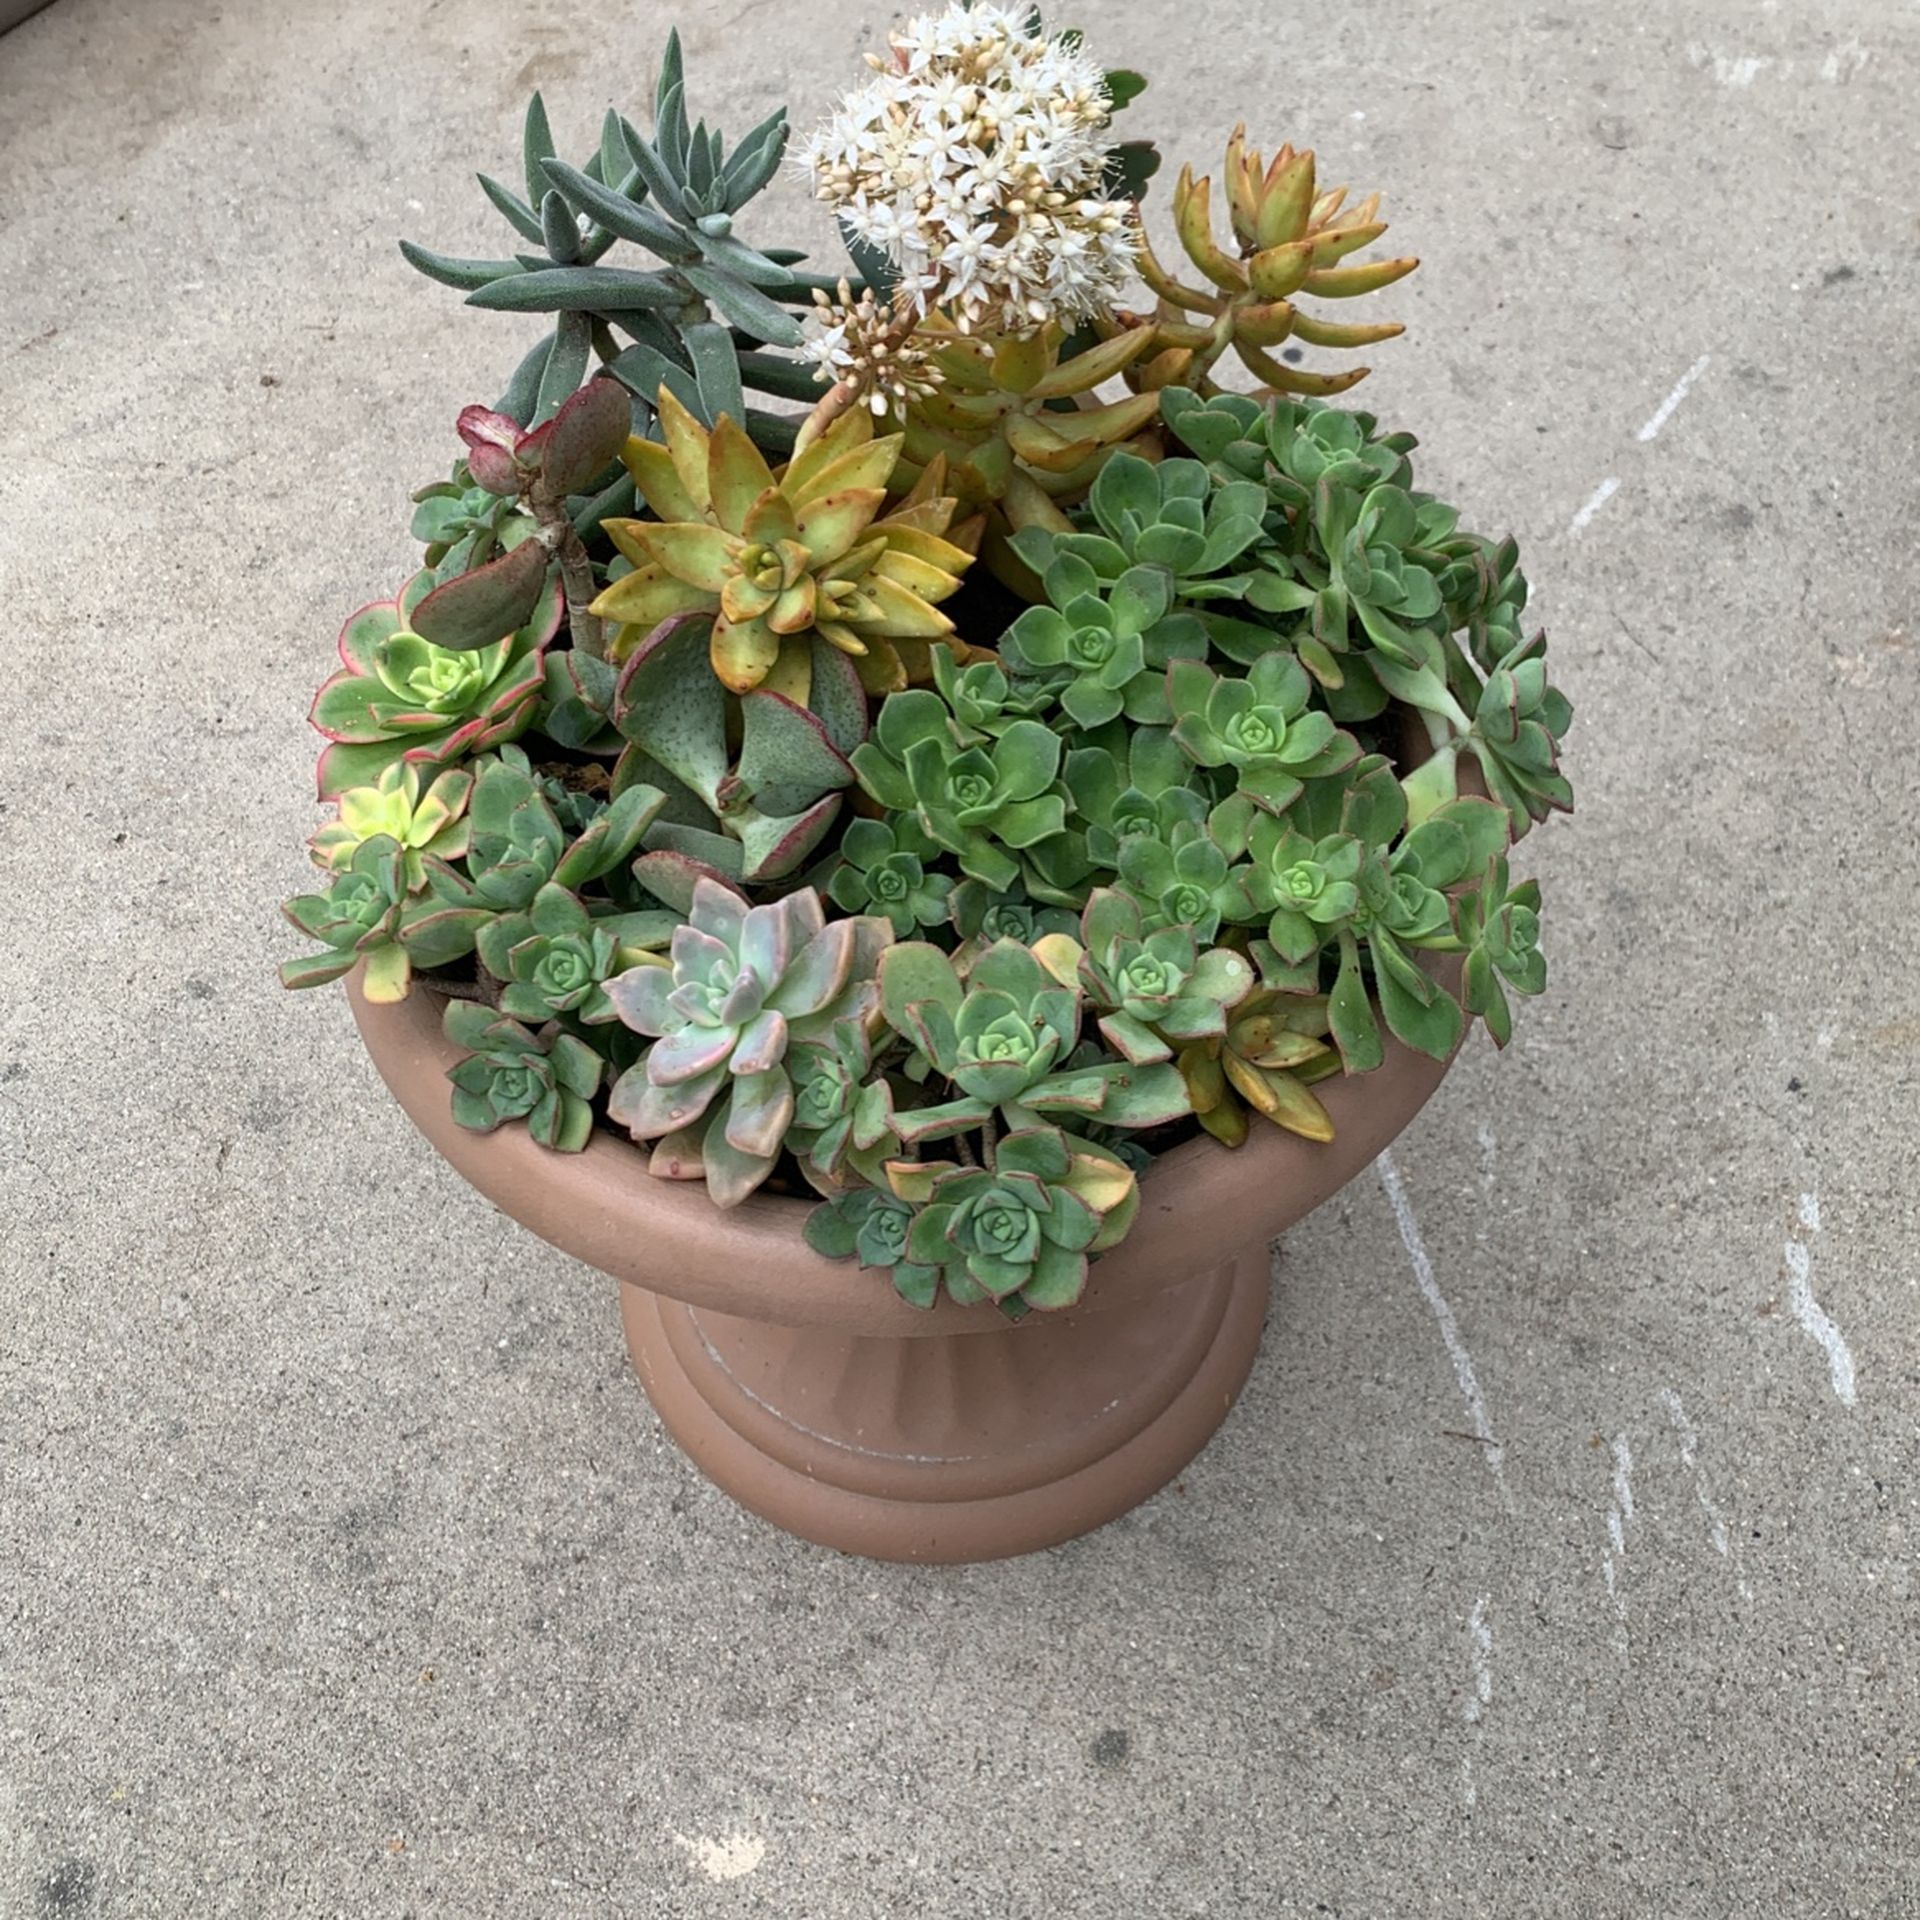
(949, 879, 1079, 955)
(1001, 556, 1206, 730)
(786, 1019, 898, 1183)
(1244, 820, 1366, 966)
(280, 835, 480, 1003)
(1060, 731, 1210, 874)
(308, 570, 560, 799)
(928, 649, 1057, 740)
(851, 691, 1066, 894)
(1054, 888, 1256, 1066)
(604, 880, 887, 1206)
(308, 761, 473, 893)
(1113, 823, 1244, 943)
(878, 939, 1191, 1146)
(1456, 856, 1547, 1049)
(825, 816, 954, 938)
(491, 885, 645, 1026)
(425, 750, 666, 917)
(803, 1188, 941, 1309)
(1041, 453, 1269, 602)
(894, 1129, 1140, 1313)
(1168, 651, 1359, 815)
(442, 1001, 603, 1152)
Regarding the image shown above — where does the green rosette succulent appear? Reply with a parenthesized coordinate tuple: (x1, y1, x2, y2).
(1113, 821, 1245, 943)
(802, 1188, 941, 1309)
(1168, 651, 1359, 814)
(279, 836, 480, 1003)
(877, 939, 1190, 1146)
(928, 649, 1056, 739)
(824, 816, 954, 937)
(604, 879, 887, 1206)
(786, 1018, 897, 1181)
(309, 568, 561, 799)
(443, 1001, 604, 1151)
(423, 750, 666, 915)
(893, 1128, 1139, 1312)
(948, 880, 1079, 953)
(1060, 732, 1210, 871)
(1017, 452, 1268, 603)
(1456, 856, 1546, 1049)
(850, 691, 1065, 893)
(308, 761, 473, 893)
(999, 556, 1206, 730)
(1244, 824, 1365, 965)
(1047, 888, 1256, 1066)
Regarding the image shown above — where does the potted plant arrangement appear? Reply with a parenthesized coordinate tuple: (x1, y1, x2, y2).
(283, 5, 1571, 1562)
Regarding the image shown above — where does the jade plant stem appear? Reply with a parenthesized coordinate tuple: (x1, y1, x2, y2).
(539, 509, 605, 659)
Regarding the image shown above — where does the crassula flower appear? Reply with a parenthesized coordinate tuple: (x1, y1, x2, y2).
(801, 2, 1138, 338)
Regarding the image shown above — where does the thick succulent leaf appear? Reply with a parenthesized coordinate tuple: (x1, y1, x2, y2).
(534, 377, 633, 501)
(466, 265, 683, 312)
(398, 241, 523, 291)
(680, 264, 803, 347)
(410, 538, 551, 651)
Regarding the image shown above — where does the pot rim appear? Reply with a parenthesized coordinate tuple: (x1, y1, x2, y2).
(349, 965, 1461, 1335)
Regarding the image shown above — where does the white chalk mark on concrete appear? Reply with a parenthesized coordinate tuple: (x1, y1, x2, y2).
(1463, 1593, 1494, 1725)
(1821, 39, 1870, 81)
(1660, 1387, 1753, 1599)
(1610, 1434, 1636, 1522)
(1637, 354, 1712, 442)
(1688, 44, 1773, 86)
(673, 1832, 766, 1882)
(1784, 1190, 1855, 1405)
(1600, 1431, 1636, 1648)
(1567, 476, 1619, 536)
(1375, 1148, 1512, 1507)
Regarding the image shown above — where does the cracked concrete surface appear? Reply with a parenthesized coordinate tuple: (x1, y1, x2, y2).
(3, 0, 1917, 1912)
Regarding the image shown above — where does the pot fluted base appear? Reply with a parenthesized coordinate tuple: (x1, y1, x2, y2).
(620, 1246, 1273, 1563)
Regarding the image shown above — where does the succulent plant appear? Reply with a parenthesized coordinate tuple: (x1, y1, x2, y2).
(824, 816, 955, 937)
(1046, 888, 1256, 1066)
(487, 884, 655, 1026)
(1168, 651, 1359, 814)
(287, 11, 1572, 1326)
(889, 1128, 1139, 1312)
(402, 38, 817, 456)
(1176, 986, 1343, 1146)
(443, 1001, 604, 1152)
(604, 880, 886, 1206)
(878, 940, 1189, 1145)
(786, 1019, 897, 1182)
(895, 325, 1161, 532)
(851, 692, 1066, 894)
(802, 1187, 942, 1308)
(610, 613, 868, 904)
(280, 836, 481, 1002)
(592, 396, 975, 695)
(308, 762, 473, 892)
(421, 748, 665, 916)
(1118, 129, 1414, 399)
(309, 571, 559, 799)
(1457, 856, 1547, 1049)
(416, 380, 636, 659)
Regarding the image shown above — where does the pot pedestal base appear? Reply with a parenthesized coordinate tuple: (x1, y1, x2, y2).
(620, 1245, 1272, 1563)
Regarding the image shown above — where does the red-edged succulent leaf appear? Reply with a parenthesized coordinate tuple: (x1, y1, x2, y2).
(410, 538, 552, 651)
(335, 596, 404, 675)
(533, 378, 633, 503)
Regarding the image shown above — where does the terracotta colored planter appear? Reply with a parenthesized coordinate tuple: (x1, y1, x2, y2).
(349, 970, 1461, 1562)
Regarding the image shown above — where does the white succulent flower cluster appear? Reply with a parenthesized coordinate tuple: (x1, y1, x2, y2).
(801, 279, 943, 415)
(800, 1, 1140, 358)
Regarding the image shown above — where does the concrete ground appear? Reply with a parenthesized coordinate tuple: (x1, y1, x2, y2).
(3, 0, 1916, 1912)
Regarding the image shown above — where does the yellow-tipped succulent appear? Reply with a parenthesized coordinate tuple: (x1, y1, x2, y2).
(591, 391, 978, 697)
(898, 322, 1163, 534)
(1176, 988, 1343, 1147)
(1117, 127, 1417, 400)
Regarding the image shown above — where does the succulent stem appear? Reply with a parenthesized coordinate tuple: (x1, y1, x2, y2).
(539, 512, 606, 659)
